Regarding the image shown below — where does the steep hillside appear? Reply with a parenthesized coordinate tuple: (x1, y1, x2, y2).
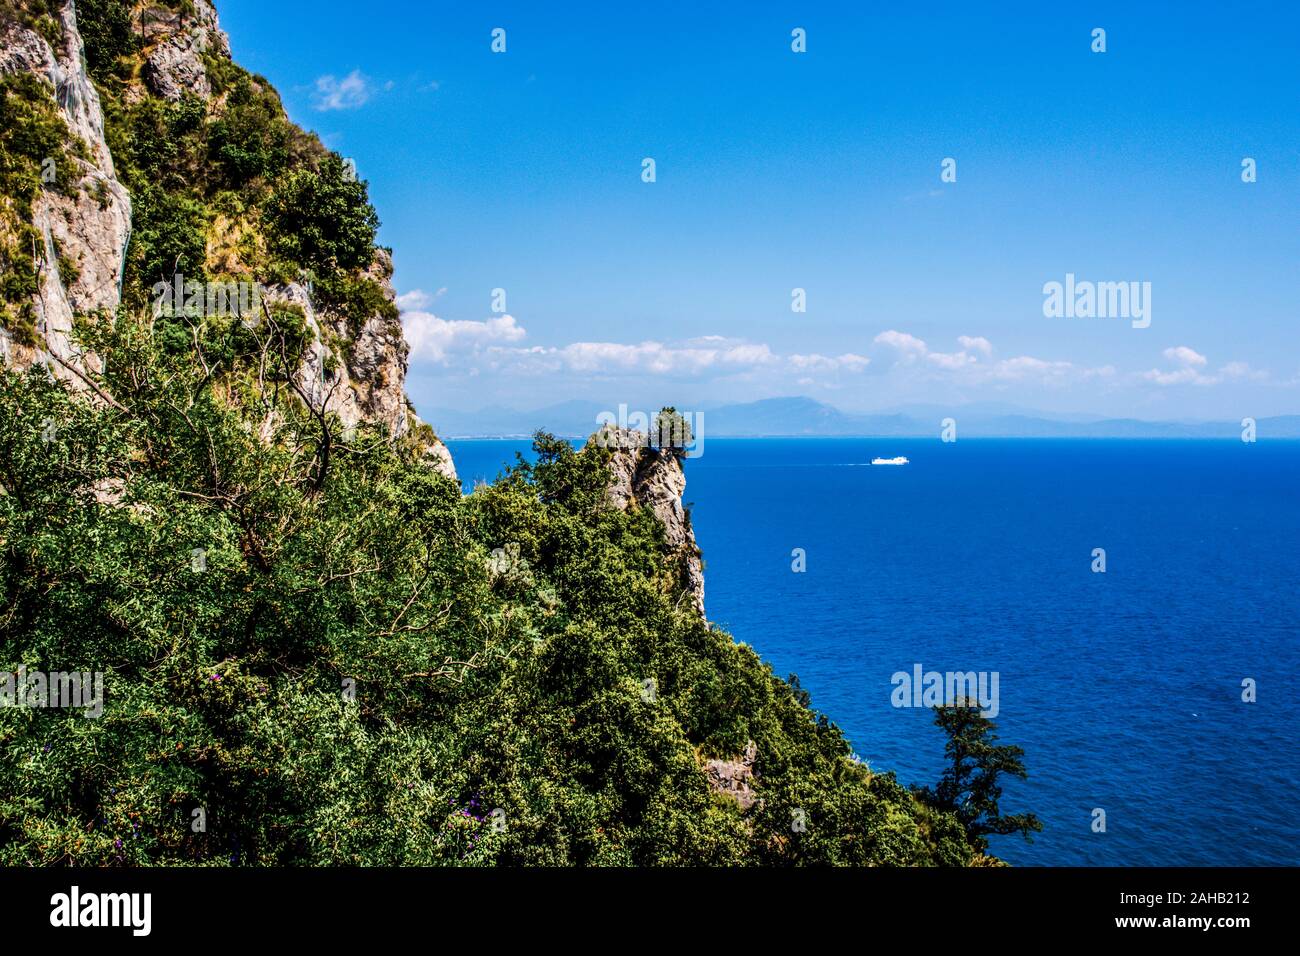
(0, 1, 994, 866)
(0, 0, 454, 476)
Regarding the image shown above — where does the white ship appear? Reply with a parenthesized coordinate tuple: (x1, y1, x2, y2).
(871, 456, 909, 465)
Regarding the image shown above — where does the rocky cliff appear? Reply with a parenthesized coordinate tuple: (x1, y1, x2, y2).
(0, 2, 990, 871)
(1, 2, 716, 590)
(0, 2, 722, 607)
(0, 0, 455, 481)
(0, 0, 132, 384)
(592, 424, 706, 618)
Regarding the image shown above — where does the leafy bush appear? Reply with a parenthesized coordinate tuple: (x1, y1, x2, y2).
(74, 0, 138, 83)
(207, 73, 294, 193)
(265, 154, 378, 274)
(126, 180, 208, 294)
(0, 314, 974, 866)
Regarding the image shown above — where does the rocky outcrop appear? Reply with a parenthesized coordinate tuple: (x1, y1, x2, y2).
(267, 262, 407, 441)
(264, 250, 455, 480)
(418, 429, 458, 482)
(0, 1, 456, 482)
(131, 3, 454, 479)
(703, 740, 757, 809)
(346, 252, 413, 438)
(592, 424, 705, 617)
(0, 1, 132, 383)
(139, 0, 230, 101)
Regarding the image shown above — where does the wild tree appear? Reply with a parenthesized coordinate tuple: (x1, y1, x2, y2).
(918, 702, 1042, 853)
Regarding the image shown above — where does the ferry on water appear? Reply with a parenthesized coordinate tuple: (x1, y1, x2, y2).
(871, 456, 909, 465)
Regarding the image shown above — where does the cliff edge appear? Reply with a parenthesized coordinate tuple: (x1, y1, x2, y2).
(0, 0, 455, 480)
(592, 423, 706, 618)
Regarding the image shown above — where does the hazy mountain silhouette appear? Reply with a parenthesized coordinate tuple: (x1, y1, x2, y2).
(419, 396, 1300, 439)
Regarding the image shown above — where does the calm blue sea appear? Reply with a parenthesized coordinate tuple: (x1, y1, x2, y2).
(447, 437, 1300, 866)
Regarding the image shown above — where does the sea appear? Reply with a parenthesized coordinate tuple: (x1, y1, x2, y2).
(446, 437, 1300, 866)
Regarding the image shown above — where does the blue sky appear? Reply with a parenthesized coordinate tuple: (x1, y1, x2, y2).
(217, 0, 1300, 420)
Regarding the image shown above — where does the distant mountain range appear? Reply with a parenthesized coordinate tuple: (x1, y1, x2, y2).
(420, 397, 1300, 440)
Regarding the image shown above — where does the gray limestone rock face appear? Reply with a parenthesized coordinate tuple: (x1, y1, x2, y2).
(0, 1, 455, 482)
(591, 424, 706, 617)
(261, 250, 455, 483)
(139, 0, 230, 101)
(0, 2, 132, 385)
(703, 740, 758, 809)
(417, 428, 458, 483)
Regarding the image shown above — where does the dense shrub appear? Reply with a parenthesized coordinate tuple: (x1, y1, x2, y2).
(74, 0, 138, 82)
(127, 180, 209, 292)
(0, 314, 973, 866)
(207, 74, 294, 192)
(265, 155, 379, 274)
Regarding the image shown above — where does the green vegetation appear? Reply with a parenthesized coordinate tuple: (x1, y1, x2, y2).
(0, 0, 393, 359)
(915, 703, 1044, 854)
(0, 0, 63, 49)
(53, 237, 78, 287)
(73, 0, 138, 83)
(0, 1, 1035, 866)
(206, 71, 295, 192)
(313, 268, 398, 345)
(651, 406, 693, 453)
(0, 311, 978, 866)
(264, 154, 378, 276)
(84, 14, 375, 345)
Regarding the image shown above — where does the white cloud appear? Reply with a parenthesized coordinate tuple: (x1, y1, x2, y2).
(873, 330, 1112, 386)
(435, 329, 872, 382)
(1143, 348, 1264, 386)
(1143, 366, 1201, 386)
(398, 303, 801, 379)
(399, 315, 1142, 392)
(1219, 361, 1261, 381)
(927, 350, 978, 370)
(874, 330, 983, 369)
(989, 355, 1074, 381)
(489, 339, 870, 380)
(1163, 346, 1208, 368)
(719, 343, 778, 366)
(789, 353, 871, 373)
(396, 289, 436, 311)
(547, 340, 777, 376)
(313, 70, 374, 111)
(873, 330, 928, 359)
(404, 312, 527, 362)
